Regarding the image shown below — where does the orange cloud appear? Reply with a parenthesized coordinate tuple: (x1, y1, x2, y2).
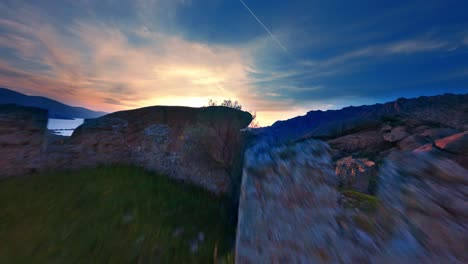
(0, 4, 316, 126)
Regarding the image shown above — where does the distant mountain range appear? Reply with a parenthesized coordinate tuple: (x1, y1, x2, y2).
(259, 93, 468, 143)
(0, 88, 106, 119)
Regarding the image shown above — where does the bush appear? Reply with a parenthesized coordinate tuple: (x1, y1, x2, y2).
(208, 99, 242, 110)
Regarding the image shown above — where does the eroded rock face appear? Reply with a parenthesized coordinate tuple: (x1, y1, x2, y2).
(1, 105, 252, 194)
(0, 105, 48, 177)
(335, 156, 376, 192)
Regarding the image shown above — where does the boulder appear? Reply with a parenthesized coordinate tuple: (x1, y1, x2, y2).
(435, 131, 468, 155)
(335, 156, 376, 192)
(328, 130, 389, 158)
(380, 124, 393, 133)
(383, 126, 409, 142)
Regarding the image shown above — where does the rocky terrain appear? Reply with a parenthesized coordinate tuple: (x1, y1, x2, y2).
(1, 93, 467, 262)
(236, 93, 468, 263)
(236, 138, 468, 263)
(254, 93, 468, 195)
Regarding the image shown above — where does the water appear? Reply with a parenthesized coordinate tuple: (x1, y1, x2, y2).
(47, 118, 84, 136)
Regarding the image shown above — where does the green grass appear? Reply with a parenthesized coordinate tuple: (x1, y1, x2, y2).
(0, 166, 234, 263)
(340, 189, 379, 213)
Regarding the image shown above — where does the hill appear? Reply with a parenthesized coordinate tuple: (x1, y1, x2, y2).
(259, 93, 468, 142)
(0, 87, 106, 119)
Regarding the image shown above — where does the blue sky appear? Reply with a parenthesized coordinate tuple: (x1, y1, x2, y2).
(0, 0, 467, 125)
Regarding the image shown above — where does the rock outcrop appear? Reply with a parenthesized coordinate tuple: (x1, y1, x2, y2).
(382, 126, 409, 142)
(0, 105, 252, 194)
(414, 131, 468, 170)
(435, 131, 468, 155)
(65, 106, 252, 193)
(236, 139, 345, 263)
(0, 104, 48, 177)
(328, 129, 390, 159)
(236, 137, 468, 263)
(335, 156, 376, 192)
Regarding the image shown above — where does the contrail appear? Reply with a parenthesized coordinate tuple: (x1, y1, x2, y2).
(239, 0, 288, 53)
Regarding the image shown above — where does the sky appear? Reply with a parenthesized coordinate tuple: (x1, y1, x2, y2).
(0, 0, 467, 126)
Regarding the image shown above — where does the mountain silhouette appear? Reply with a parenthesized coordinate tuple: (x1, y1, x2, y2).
(0, 88, 106, 119)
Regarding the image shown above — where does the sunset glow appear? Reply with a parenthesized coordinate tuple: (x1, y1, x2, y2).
(0, 1, 467, 126)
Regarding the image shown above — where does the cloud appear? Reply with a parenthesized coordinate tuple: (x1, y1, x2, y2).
(1, 1, 467, 126)
(319, 39, 449, 67)
(0, 5, 258, 109)
(0, 3, 308, 125)
(102, 98, 126, 106)
(268, 38, 453, 86)
(242, 33, 468, 115)
(385, 40, 448, 54)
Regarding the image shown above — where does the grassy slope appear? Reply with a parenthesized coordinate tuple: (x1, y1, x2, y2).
(0, 166, 234, 263)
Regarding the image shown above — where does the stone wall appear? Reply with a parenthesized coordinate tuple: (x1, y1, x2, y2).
(0, 104, 48, 177)
(0, 105, 252, 194)
(235, 139, 347, 262)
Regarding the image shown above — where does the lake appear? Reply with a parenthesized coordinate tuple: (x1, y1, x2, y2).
(47, 118, 84, 136)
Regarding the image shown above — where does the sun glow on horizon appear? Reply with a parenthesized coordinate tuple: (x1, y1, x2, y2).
(144, 96, 210, 108)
